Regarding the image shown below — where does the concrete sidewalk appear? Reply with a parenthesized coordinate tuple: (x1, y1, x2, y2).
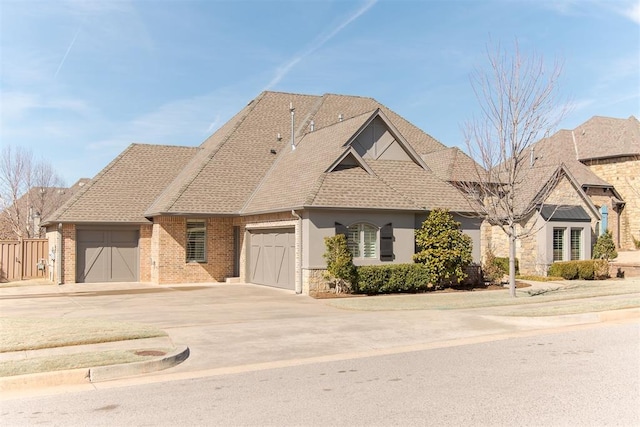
(1, 278, 638, 395)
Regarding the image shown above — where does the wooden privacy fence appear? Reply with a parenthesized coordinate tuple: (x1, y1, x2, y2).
(0, 239, 48, 282)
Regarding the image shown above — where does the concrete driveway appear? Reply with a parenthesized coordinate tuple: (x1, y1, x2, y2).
(1, 281, 636, 380)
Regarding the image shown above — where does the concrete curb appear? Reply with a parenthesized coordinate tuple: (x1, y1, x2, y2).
(0, 346, 189, 393)
(90, 345, 190, 382)
(0, 367, 90, 393)
(597, 307, 640, 322)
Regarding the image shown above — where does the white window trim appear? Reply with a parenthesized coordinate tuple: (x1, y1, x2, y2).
(347, 223, 378, 259)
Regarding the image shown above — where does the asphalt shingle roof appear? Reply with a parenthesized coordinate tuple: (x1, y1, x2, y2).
(421, 147, 486, 183)
(48, 144, 198, 223)
(527, 116, 639, 191)
(50, 91, 486, 223)
(148, 91, 456, 216)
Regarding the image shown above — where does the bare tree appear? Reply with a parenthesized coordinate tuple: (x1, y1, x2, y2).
(0, 146, 66, 239)
(462, 41, 567, 297)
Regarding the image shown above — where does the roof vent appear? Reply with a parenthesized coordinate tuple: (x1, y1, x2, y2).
(277, 133, 282, 141)
(310, 120, 315, 132)
(290, 102, 296, 150)
(270, 149, 277, 155)
(530, 146, 536, 166)
(338, 114, 343, 122)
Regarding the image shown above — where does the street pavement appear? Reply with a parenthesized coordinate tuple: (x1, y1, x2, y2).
(0, 277, 638, 397)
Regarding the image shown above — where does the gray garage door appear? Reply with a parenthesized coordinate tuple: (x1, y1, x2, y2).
(249, 229, 295, 290)
(77, 229, 139, 283)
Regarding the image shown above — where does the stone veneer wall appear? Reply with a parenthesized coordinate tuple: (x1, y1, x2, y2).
(585, 189, 618, 244)
(484, 175, 599, 275)
(586, 157, 640, 249)
(303, 268, 328, 294)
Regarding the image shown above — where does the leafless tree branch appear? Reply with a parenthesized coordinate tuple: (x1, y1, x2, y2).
(461, 40, 568, 297)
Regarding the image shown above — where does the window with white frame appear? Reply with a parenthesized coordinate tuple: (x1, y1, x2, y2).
(570, 228, 582, 261)
(347, 223, 377, 259)
(186, 220, 206, 262)
(553, 228, 565, 262)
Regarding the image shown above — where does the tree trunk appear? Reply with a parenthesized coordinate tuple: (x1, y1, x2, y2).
(509, 224, 517, 297)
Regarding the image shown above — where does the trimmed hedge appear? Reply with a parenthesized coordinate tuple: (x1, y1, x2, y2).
(355, 264, 434, 295)
(548, 260, 609, 280)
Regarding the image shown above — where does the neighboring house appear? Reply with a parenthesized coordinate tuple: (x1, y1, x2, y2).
(487, 115, 639, 275)
(485, 163, 600, 275)
(43, 91, 484, 293)
(0, 179, 89, 240)
(528, 116, 639, 250)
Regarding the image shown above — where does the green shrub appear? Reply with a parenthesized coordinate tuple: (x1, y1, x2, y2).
(414, 209, 473, 287)
(323, 234, 357, 293)
(482, 249, 503, 284)
(482, 249, 520, 284)
(494, 257, 519, 275)
(548, 262, 579, 280)
(577, 261, 595, 280)
(593, 230, 617, 261)
(593, 259, 610, 279)
(355, 264, 433, 295)
(548, 260, 610, 280)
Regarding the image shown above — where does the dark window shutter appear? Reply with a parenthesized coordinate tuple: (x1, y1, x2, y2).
(380, 223, 393, 261)
(335, 222, 348, 237)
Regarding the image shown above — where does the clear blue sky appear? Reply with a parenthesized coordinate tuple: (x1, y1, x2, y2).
(1, 0, 639, 186)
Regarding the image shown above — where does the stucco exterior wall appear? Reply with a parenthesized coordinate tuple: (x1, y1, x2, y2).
(306, 210, 415, 268)
(304, 209, 482, 293)
(586, 157, 640, 249)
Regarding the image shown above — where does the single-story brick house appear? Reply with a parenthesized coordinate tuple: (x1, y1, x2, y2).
(43, 91, 484, 293)
(44, 91, 636, 289)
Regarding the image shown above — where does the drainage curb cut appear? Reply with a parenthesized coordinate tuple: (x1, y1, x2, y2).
(90, 346, 190, 382)
(0, 346, 190, 393)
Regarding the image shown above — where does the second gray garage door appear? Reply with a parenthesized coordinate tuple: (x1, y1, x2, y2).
(248, 229, 295, 290)
(76, 229, 139, 283)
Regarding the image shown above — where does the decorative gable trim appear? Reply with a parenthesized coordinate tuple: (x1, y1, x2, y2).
(537, 164, 601, 220)
(345, 109, 431, 171)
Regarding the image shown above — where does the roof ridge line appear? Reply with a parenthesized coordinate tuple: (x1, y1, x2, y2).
(154, 93, 267, 215)
(239, 95, 326, 213)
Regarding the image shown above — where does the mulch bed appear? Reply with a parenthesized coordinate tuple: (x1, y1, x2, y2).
(310, 281, 530, 299)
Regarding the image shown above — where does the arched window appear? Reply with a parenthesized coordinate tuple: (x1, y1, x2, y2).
(347, 223, 377, 259)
